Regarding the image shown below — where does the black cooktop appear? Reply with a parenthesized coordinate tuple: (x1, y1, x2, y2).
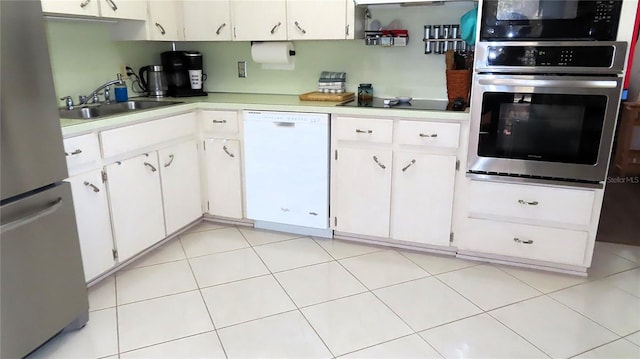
(338, 98, 455, 111)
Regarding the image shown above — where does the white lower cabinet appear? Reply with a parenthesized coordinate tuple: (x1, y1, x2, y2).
(204, 138, 243, 219)
(159, 140, 203, 234)
(67, 170, 116, 282)
(390, 152, 456, 246)
(106, 153, 166, 263)
(333, 147, 392, 238)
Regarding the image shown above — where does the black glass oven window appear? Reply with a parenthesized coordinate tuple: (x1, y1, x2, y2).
(478, 93, 607, 165)
(497, 0, 579, 20)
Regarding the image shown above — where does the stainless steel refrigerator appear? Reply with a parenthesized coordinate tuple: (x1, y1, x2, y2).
(1, 2, 89, 358)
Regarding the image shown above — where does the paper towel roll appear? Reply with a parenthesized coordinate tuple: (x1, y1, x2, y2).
(251, 42, 295, 70)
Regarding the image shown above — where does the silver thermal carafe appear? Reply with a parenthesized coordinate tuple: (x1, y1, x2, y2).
(161, 51, 207, 97)
(138, 65, 168, 97)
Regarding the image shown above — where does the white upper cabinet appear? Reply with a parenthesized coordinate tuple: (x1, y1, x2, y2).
(41, 0, 101, 16)
(183, 0, 232, 41)
(100, 0, 147, 20)
(148, 0, 182, 40)
(231, 0, 287, 41)
(286, 0, 346, 40)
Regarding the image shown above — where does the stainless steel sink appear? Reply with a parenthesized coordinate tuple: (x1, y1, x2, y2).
(59, 100, 184, 120)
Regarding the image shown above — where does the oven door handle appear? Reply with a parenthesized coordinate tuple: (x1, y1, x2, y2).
(477, 77, 620, 89)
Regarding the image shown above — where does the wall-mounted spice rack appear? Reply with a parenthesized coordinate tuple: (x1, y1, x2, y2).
(365, 29, 409, 47)
(423, 24, 473, 54)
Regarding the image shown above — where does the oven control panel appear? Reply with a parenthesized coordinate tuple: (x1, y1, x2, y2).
(487, 46, 614, 67)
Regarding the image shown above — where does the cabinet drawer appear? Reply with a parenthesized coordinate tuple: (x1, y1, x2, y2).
(461, 218, 588, 266)
(101, 112, 196, 158)
(396, 120, 460, 148)
(468, 181, 595, 226)
(200, 110, 239, 134)
(334, 117, 393, 143)
(64, 133, 101, 176)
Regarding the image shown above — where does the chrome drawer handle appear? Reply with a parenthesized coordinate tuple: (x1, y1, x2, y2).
(223, 145, 235, 158)
(514, 237, 534, 245)
(216, 23, 227, 35)
(356, 129, 372, 134)
(1, 198, 63, 234)
(518, 200, 539, 206)
(83, 181, 100, 193)
(144, 162, 157, 172)
(270, 22, 282, 34)
(65, 149, 83, 156)
(372, 155, 386, 169)
(212, 119, 227, 124)
(164, 154, 175, 168)
(419, 133, 438, 138)
(105, 0, 117, 11)
(155, 23, 166, 35)
(401, 159, 416, 172)
(294, 21, 307, 34)
(80, 0, 91, 8)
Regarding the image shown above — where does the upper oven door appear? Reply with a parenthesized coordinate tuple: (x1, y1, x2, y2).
(480, 0, 623, 41)
(468, 74, 623, 183)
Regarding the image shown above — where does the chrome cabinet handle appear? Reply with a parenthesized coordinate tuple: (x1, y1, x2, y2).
(80, 0, 91, 8)
(419, 133, 438, 138)
(83, 181, 100, 192)
(144, 162, 157, 172)
(212, 119, 227, 124)
(270, 22, 282, 34)
(356, 129, 372, 134)
(514, 237, 534, 245)
(223, 145, 235, 158)
(294, 21, 306, 34)
(346, 24, 350, 35)
(155, 23, 166, 35)
(372, 156, 386, 170)
(105, 0, 117, 11)
(401, 159, 416, 172)
(65, 149, 83, 156)
(164, 154, 175, 168)
(1, 198, 63, 234)
(216, 23, 227, 35)
(518, 199, 539, 206)
(233, 27, 237, 38)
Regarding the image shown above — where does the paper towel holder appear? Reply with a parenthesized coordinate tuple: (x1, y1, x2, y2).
(250, 41, 296, 56)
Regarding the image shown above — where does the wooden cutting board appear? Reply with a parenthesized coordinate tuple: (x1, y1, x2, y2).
(299, 91, 355, 102)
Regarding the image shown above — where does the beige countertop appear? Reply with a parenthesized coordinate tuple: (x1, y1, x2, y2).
(61, 92, 470, 137)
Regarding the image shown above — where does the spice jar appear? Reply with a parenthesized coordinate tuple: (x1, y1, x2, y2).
(358, 83, 373, 106)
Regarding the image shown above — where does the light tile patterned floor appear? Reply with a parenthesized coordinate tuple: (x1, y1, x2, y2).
(28, 222, 640, 359)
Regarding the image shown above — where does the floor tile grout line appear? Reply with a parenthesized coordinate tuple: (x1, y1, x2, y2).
(237, 227, 338, 358)
(334, 332, 428, 358)
(482, 310, 554, 359)
(595, 242, 640, 265)
(566, 336, 635, 359)
(113, 274, 122, 357)
(177, 234, 230, 359)
(489, 263, 551, 295)
(395, 248, 483, 276)
(116, 330, 217, 357)
(311, 237, 388, 261)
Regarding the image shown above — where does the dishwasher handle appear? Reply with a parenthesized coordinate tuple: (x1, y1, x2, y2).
(274, 121, 295, 127)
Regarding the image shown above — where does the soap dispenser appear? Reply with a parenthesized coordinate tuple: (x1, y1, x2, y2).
(114, 73, 128, 103)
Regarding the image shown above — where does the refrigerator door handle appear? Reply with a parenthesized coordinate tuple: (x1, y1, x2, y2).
(1, 197, 63, 233)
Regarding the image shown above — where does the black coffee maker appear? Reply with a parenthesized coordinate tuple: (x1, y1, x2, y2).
(161, 51, 207, 97)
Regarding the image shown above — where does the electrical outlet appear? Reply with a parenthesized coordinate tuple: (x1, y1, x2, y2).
(238, 61, 247, 78)
(120, 64, 129, 78)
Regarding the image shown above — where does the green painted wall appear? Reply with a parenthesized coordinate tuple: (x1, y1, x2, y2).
(45, 2, 474, 102)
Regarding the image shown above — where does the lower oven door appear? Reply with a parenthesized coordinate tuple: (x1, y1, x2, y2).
(468, 74, 623, 184)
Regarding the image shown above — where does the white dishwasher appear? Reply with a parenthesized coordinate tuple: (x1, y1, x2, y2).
(243, 111, 331, 237)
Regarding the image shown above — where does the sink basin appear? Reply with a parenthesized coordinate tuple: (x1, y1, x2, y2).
(59, 100, 184, 120)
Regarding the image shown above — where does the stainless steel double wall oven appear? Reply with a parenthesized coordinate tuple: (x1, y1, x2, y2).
(468, 0, 627, 187)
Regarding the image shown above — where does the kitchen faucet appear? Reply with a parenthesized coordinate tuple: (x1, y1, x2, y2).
(78, 75, 124, 105)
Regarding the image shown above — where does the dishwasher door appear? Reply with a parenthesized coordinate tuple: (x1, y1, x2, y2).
(244, 111, 329, 229)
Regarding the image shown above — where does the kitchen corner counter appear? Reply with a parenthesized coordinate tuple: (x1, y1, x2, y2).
(60, 92, 470, 137)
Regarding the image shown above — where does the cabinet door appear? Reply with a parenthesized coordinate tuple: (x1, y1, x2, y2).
(159, 141, 203, 234)
(333, 147, 392, 238)
(183, 0, 232, 41)
(106, 153, 165, 263)
(149, 0, 181, 40)
(100, 0, 147, 20)
(204, 138, 243, 219)
(67, 170, 115, 282)
(41, 0, 100, 16)
(391, 152, 456, 247)
(231, 0, 286, 41)
(287, 0, 346, 40)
